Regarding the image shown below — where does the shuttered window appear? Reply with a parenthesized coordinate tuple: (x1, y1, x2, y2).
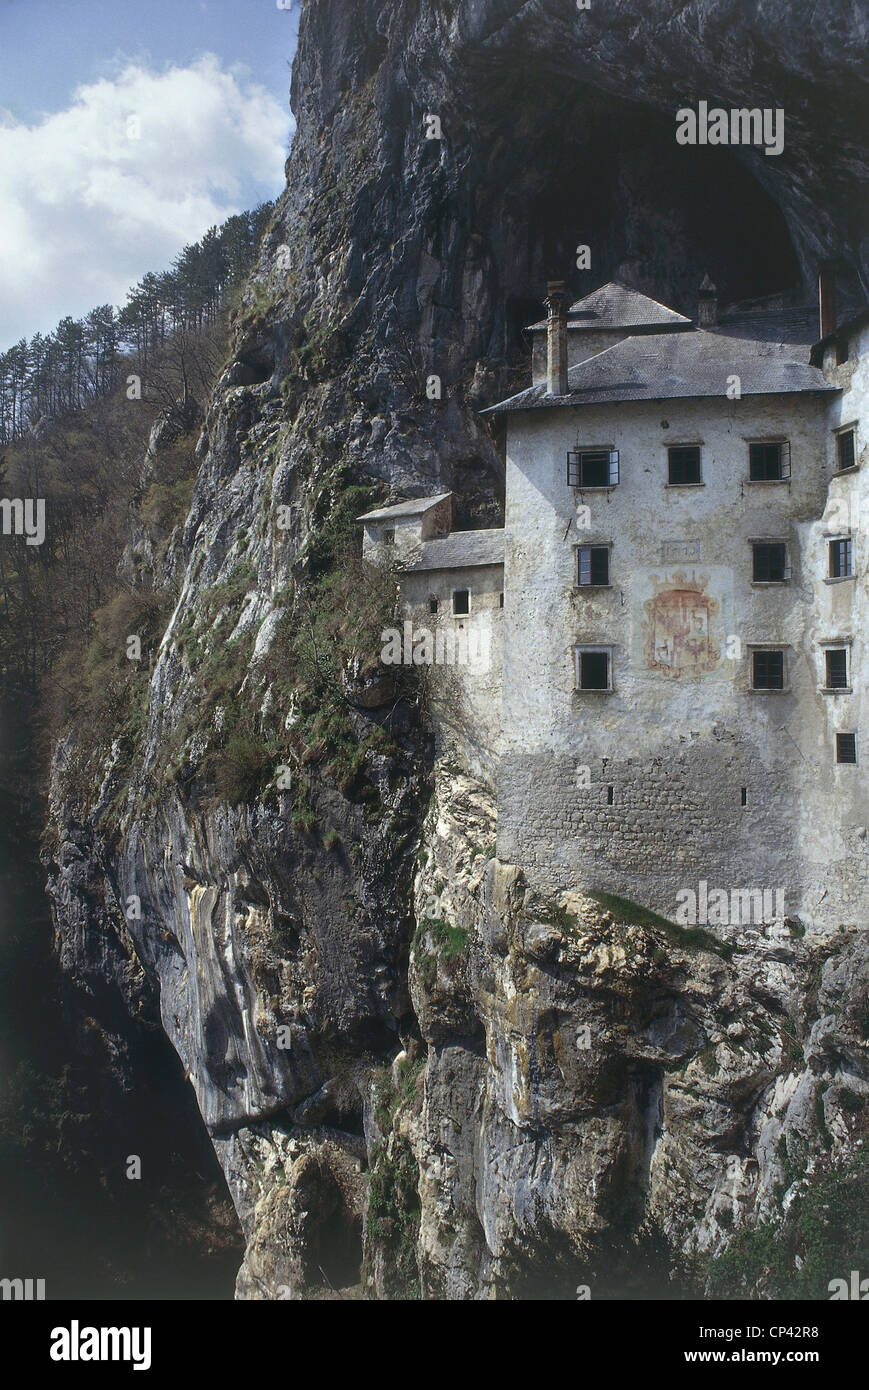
(567, 449, 620, 487)
(577, 546, 610, 586)
(749, 441, 791, 481)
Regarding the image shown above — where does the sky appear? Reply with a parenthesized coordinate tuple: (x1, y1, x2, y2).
(0, 0, 301, 348)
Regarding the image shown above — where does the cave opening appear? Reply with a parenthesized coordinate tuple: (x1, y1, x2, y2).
(460, 68, 803, 362)
(313, 1203, 363, 1291)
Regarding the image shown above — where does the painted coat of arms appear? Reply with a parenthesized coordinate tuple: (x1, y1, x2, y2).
(642, 571, 722, 679)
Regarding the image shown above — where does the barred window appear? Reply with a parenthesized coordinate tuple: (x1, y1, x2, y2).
(752, 542, 788, 583)
(749, 441, 791, 481)
(752, 650, 784, 689)
(837, 733, 857, 764)
(668, 445, 701, 484)
(836, 428, 856, 472)
(825, 648, 849, 689)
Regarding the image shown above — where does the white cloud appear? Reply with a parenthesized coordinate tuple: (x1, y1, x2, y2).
(0, 54, 292, 346)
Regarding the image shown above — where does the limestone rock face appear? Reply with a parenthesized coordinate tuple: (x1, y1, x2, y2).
(45, 0, 869, 1298)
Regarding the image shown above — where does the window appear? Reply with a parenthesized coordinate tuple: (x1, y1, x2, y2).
(452, 589, 469, 615)
(752, 649, 784, 690)
(752, 541, 788, 583)
(837, 732, 857, 764)
(749, 441, 791, 481)
(567, 448, 619, 488)
(499, 592, 504, 608)
(836, 427, 857, 472)
(829, 538, 853, 578)
(825, 648, 849, 690)
(577, 545, 610, 586)
(574, 648, 611, 691)
(668, 445, 702, 485)
(382, 527, 395, 544)
(429, 596, 439, 614)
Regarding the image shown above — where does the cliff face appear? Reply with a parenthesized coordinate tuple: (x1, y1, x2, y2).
(47, 0, 869, 1298)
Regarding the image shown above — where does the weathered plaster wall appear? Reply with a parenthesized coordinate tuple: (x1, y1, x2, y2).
(496, 389, 863, 928)
(402, 563, 504, 787)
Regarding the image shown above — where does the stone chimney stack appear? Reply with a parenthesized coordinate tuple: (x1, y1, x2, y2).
(819, 261, 837, 339)
(697, 273, 718, 327)
(544, 280, 569, 396)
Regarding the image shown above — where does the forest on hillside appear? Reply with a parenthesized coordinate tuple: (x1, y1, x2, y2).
(0, 204, 273, 1296)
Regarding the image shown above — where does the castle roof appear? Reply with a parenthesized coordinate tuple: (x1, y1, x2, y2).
(404, 529, 505, 571)
(485, 329, 837, 414)
(525, 281, 692, 333)
(357, 492, 452, 522)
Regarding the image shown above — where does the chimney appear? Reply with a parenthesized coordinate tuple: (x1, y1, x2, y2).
(697, 273, 718, 327)
(819, 260, 837, 339)
(544, 280, 569, 396)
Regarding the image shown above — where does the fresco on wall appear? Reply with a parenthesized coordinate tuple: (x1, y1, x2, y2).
(639, 570, 726, 680)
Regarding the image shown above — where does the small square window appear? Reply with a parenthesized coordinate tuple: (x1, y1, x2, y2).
(752, 649, 784, 689)
(749, 441, 790, 481)
(452, 589, 470, 616)
(825, 648, 849, 689)
(837, 732, 857, 764)
(382, 528, 395, 544)
(577, 545, 610, 586)
(575, 649, 611, 690)
(567, 449, 620, 488)
(668, 445, 701, 485)
(752, 541, 788, 583)
(836, 428, 856, 472)
(829, 538, 853, 578)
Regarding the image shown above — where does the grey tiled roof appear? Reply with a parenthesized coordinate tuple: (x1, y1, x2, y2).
(526, 281, 692, 332)
(357, 491, 452, 521)
(485, 329, 837, 414)
(404, 529, 505, 571)
(710, 308, 820, 349)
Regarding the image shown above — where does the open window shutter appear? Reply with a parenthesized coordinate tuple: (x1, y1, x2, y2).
(609, 449, 620, 485)
(567, 451, 580, 487)
(783, 551, 792, 581)
(780, 440, 791, 479)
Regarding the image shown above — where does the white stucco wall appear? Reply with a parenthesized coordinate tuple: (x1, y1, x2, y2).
(497, 386, 862, 930)
(401, 563, 504, 788)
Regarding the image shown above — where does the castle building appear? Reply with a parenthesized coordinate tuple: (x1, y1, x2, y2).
(360, 275, 869, 933)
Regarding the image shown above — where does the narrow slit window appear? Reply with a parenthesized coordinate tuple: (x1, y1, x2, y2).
(752, 541, 788, 583)
(429, 596, 439, 614)
(829, 538, 853, 578)
(741, 787, 748, 806)
(837, 732, 857, 764)
(668, 445, 701, 485)
(606, 785, 614, 805)
(752, 650, 784, 690)
(452, 589, 470, 616)
(825, 648, 849, 689)
(577, 545, 610, 586)
(836, 428, 856, 472)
